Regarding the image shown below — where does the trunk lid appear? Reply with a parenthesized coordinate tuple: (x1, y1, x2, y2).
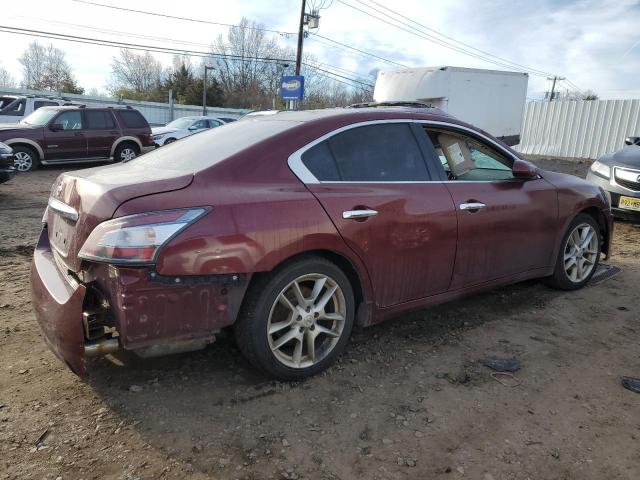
(47, 162, 193, 272)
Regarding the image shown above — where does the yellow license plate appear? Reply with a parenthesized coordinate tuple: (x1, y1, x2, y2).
(619, 196, 640, 211)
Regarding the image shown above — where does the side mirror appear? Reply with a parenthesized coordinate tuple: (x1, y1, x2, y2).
(49, 123, 64, 132)
(188, 125, 198, 131)
(625, 136, 640, 146)
(512, 158, 538, 179)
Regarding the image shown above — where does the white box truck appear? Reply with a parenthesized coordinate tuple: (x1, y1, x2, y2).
(373, 66, 528, 145)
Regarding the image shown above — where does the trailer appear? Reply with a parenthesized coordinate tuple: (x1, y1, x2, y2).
(374, 66, 529, 145)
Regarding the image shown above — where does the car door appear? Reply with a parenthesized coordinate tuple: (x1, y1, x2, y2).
(291, 122, 458, 308)
(44, 110, 87, 160)
(85, 110, 120, 158)
(421, 125, 558, 289)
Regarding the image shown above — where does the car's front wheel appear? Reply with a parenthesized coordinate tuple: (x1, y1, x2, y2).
(546, 213, 601, 290)
(234, 257, 355, 380)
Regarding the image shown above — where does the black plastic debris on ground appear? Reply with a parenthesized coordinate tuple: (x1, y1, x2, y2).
(622, 376, 640, 394)
(589, 263, 621, 286)
(479, 356, 521, 373)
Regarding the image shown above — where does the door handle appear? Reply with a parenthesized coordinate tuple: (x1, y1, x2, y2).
(73, 132, 84, 136)
(109, 131, 119, 134)
(459, 202, 486, 211)
(342, 209, 378, 220)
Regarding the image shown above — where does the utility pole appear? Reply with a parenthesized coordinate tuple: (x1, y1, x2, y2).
(202, 65, 214, 115)
(547, 76, 565, 101)
(295, 0, 306, 76)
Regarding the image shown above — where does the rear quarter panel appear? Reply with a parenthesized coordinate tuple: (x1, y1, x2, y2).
(113, 131, 375, 302)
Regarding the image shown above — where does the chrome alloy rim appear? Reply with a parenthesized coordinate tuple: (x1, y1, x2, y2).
(564, 223, 598, 283)
(14, 152, 33, 171)
(120, 148, 136, 161)
(267, 273, 346, 369)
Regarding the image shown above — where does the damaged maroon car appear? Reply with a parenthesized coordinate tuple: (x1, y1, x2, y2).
(31, 105, 613, 380)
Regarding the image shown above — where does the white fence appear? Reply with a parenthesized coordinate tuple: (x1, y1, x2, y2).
(518, 99, 640, 160)
(0, 87, 250, 125)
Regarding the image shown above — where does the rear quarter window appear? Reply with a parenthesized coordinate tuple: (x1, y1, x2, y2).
(117, 110, 149, 128)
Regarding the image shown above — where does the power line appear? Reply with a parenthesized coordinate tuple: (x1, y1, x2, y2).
(0, 25, 291, 63)
(0, 24, 371, 91)
(72, 0, 404, 73)
(303, 63, 374, 88)
(358, 0, 557, 78)
(72, 0, 296, 37)
(310, 32, 408, 67)
(336, 0, 551, 76)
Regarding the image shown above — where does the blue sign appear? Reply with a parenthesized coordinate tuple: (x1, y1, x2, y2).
(280, 75, 305, 100)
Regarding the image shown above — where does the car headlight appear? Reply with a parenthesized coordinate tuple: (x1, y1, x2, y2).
(152, 134, 164, 140)
(590, 160, 611, 179)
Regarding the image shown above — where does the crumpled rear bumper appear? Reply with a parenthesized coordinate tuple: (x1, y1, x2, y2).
(30, 228, 87, 376)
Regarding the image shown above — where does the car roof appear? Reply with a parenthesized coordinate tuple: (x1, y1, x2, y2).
(244, 106, 453, 126)
(37, 105, 138, 111)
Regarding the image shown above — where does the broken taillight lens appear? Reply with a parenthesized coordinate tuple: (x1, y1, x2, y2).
(78, 207, 209, 265)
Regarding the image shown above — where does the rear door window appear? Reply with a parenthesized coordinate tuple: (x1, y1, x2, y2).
(327, 123, 429, 182)
(117, 110, 148, 128)
(86, 111, 117, 129)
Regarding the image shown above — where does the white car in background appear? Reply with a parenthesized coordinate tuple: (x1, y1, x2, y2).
(151, 116, 227, 146)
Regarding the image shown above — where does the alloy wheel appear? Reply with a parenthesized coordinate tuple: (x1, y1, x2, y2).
(14, 152, 33, 172)
(267, 273, 346, 369)
(120, 148, 136, 161)
(563, 223, 598, 283)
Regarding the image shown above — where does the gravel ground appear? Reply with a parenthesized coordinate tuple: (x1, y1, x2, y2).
(1, 159, 639, 480)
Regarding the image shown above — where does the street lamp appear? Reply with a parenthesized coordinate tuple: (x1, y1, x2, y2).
(203, 64, 215, 115)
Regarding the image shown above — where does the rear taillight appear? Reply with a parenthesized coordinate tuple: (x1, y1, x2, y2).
(78, 207, 209, 265)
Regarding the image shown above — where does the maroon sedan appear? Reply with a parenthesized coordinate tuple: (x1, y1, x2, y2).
(31, 106, 612, 379)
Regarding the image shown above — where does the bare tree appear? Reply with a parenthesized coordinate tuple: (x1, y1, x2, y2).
(0, 62, 16, 88)
(109, 49, 164, 95)
(210, 18, 294, 109)
(18, 42, 82, 93)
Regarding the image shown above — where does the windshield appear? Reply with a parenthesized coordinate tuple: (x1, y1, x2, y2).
(132, 119, 299, 172)
(165, 118, 194, 129)
(20, 109, 59, 126)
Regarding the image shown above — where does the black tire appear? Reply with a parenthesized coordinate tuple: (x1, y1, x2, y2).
(12, 145, 39, 172)
(164, 138, 177, 145)
(114, 142, 138, 162)
(545, 213, 601, 290)
(234, 256, 355, 380)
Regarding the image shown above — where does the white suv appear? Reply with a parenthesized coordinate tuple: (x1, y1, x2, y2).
(151, 116, 227, 146)
(0, 96, 71, 124)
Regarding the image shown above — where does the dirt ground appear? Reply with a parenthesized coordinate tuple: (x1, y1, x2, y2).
(1, 158, 639, 480)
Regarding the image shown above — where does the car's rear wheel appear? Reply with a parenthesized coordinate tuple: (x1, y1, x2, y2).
(546, 213, 601, 290)
(12, 145, 39, 172)
(114, 142, 138, 162)
(234, 257, 355, 380)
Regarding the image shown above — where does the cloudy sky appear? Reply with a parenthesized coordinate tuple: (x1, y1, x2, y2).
(1, 0, 639, 99)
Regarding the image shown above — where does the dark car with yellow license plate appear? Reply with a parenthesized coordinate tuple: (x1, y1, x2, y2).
(587, 136, 640, 221)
